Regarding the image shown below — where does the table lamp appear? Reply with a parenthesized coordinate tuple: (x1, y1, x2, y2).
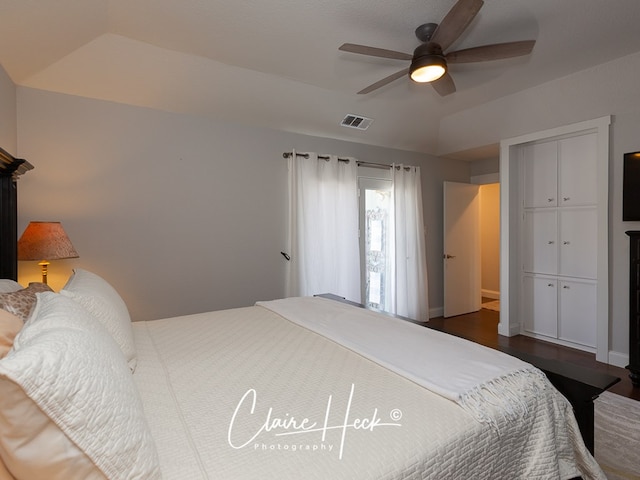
(17, 221, 79, 284)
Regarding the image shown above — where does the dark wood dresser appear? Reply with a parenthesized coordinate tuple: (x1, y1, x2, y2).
(626, 231, 640, 387)
(0, 148, 33, 280)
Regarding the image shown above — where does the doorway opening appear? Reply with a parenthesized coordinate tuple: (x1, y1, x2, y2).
(479, 182, 500, 311)
(443, 177, 500, 318)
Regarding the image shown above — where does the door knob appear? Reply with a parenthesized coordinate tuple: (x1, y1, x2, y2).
(444, 254, 456, 259)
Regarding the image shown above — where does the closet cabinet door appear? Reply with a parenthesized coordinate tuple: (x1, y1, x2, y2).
(523, 275, 558, 338)
(522, 141, 558, 208)
(558, 208, 597, 279)
(517, 126, 603, 353)
(558, 279, 597, 347)
(523, 210, 558, 275)
(558, 133, 598, 206)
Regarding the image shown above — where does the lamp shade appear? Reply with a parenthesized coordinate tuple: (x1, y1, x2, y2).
(18, 222, 79, 261)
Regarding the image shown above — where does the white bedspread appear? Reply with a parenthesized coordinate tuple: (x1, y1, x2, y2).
(132, 298, 605, 479)
(258, 297, 544, 424)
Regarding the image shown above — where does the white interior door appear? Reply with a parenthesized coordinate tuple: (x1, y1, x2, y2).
(443, 181, 481, 317)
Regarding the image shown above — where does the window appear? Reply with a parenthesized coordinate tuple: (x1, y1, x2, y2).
(287, 152, 427, 320)
(359, 173, 392, 310)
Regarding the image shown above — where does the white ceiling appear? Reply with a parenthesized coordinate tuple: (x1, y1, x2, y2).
(1, 0, 640, 159)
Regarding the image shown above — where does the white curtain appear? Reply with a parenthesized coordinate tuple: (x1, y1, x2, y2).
(286, 151, 361, 302)
(388, 165, 429, 321)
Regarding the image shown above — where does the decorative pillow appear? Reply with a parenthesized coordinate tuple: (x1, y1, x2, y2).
(0, 310, 22, 359)
(0, 283, 52, 322)
(0, 292, 160, 480)
(60, 268, 137, 371)
(0, 280, 22, 294)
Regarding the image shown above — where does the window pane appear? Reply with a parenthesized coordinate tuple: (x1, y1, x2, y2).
(364, 188, 391, 310)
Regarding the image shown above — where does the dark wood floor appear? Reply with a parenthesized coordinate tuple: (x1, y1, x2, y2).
(429, 306, 640, 401)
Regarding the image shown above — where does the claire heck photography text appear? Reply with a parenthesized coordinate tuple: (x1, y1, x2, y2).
(227, 383, 403, 459)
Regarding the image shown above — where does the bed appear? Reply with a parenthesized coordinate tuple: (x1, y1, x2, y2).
(0, 268, 606, 479)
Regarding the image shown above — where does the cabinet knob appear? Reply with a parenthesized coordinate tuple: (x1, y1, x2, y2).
(563, 285, 570, 289)
(548, 240, 555, 245)
(563, 241, 571, 245)
(548, 198, 554, 202)
(563, 197, 570, 202)
(547, 283, 554, 287)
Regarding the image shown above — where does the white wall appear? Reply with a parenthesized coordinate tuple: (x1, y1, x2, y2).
(15, 87, 469, 321)
(437, 50, 640, 358)
(0, 65, 16, 155)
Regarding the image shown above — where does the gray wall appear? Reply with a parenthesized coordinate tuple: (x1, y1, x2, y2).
(469, 157, 499, 177)
(15, 87, 469, 321)
(0, 65, 16, 155)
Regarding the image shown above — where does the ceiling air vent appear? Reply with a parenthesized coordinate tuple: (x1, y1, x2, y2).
(341, 114, 373, 131)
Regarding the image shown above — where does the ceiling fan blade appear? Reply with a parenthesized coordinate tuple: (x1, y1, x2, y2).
(358, 68, 410, 94)
(431, 72, 456, 96)
(430, 0, 484, 52)
(339, 43, 413, 61)
(446, 40, 535, 63)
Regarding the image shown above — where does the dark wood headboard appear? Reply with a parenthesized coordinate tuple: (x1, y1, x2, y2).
(0, 147, 33, 280)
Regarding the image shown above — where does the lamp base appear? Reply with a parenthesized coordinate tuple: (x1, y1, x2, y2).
(38, 260, 50, 284)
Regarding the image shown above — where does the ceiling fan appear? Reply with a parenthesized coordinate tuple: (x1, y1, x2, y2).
(339, 0, 535, 96)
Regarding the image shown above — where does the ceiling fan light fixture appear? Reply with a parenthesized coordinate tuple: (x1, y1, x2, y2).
(340, 1, 535, 96)
(410, 55, 446, 83)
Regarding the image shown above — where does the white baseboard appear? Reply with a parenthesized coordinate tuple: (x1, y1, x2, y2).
(498, 321, 521, 337)
(429, 306, 444, 319)
(608, 351, 629, 369)
(481, 289, 500, 300)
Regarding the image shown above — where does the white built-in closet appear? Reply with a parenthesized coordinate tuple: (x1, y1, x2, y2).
(500, 116, 610, 362)
(521, 133, 598, 350)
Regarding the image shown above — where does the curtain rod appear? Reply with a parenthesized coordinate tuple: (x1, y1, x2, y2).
(282, 151, 411, 171)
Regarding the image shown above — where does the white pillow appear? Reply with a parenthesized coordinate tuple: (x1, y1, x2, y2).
(60, 268, 137, 371)
(0, 379, 107, 480)
(13, 292, 127, 357)
(0, 309, 23, 359)
(0, 293, 160, 480)
(0, 456, 16, 480)
(0, 280, 22, 294)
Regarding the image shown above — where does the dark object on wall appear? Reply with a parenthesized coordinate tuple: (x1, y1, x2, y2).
(623, 152, 640, 221)
(0, 147, 34, 280)
(626, 231, 640, 387)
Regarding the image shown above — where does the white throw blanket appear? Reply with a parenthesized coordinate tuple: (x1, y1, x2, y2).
(257, 296, 550, 425)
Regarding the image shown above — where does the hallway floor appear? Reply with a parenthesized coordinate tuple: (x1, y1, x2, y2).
(428, 307, 639, 401)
